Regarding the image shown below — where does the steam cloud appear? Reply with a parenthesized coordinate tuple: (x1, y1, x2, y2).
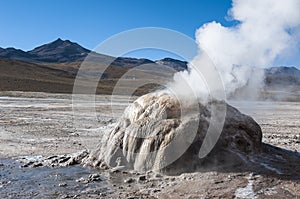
(171, 0, 300, 101)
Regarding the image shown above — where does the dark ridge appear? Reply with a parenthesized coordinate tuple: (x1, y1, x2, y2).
(155, 57, 188, 71)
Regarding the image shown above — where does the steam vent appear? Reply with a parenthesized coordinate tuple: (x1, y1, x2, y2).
(84, 92, 263, 174)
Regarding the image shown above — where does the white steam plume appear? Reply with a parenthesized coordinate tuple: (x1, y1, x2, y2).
(172, 0, 300, 100)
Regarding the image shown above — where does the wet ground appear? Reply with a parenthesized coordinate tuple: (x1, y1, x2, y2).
(0, 158, 112, 199)
(0, 92, 299, 198)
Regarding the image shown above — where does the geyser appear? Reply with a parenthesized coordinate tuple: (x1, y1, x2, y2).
(82, 0, 300, 175)
(177, 0, 300, 99)
(84, 92, 262, 174)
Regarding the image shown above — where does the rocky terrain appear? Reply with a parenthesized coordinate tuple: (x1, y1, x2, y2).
(0, 92, 299, 198)
(0, 40, 300, 199)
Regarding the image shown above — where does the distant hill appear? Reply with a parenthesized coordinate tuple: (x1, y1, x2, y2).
(28, 38, 90, 62)
(265, 66, 300, 87)
(0, 58, 75, 93)
(0, 38, 187, 70)
(0, 39, 299, 99)
(0, 38, 90, 63)
(232, 66, 300, 101)
(0, 47, 37, 62)
(155, 58, 187, 71)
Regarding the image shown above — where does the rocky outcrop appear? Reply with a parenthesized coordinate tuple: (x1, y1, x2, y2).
(155, 58, 188, 71)
(84, 92, 262, 174)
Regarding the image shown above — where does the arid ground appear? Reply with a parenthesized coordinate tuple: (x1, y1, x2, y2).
(0, 91, 299, 198)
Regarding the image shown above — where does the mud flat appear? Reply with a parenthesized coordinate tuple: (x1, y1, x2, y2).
(0, 92, 299, 198)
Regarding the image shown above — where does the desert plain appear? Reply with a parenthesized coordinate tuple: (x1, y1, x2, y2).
(0, 91, 299, 198)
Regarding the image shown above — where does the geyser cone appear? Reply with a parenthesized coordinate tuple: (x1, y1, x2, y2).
(84, 92, 262, 174)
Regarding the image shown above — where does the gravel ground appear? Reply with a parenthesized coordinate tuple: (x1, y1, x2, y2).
(0, 92, 299, 198)
(230, 101, 300, 152)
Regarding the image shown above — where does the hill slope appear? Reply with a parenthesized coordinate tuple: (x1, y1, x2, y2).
(0, 39, 299, 99)
(265, 66, 300, 87)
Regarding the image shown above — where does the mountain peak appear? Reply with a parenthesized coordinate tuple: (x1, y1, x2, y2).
(54, 38, 63, 42)
(28, 38, 90, 62)
(38, 38, 75, 49)
(51, 38, 73, 45)
(51, 38, 64, 44)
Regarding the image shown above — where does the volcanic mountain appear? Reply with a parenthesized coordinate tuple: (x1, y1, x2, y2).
(0, 39, 187, 69)
(0, 38, 299, 99)
(28, 38, 91, 63)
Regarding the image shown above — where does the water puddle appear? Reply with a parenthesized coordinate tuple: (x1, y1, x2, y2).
(235, 173, 257, 199)
(0, 158, 112, 198)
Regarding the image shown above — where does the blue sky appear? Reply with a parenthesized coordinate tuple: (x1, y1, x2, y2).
(0, 0, 232, 59)
(0, 0, 299, 66)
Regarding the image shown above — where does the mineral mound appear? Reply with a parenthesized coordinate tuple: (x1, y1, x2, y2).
(84, 92, 263, 174)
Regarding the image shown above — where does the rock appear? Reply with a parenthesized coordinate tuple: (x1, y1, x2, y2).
(76, 178, 90, 184)
(214, 180, 224, 184)
(75, 173, 102, 184)
(75, 177, 85, 183)
(19, 151, 89, 168)
(124, 178, 135, 183)
(58, 183, 67, 187)
(146, 170, 153, 175)
(126, 197, 137, 199)
(21, 162, 34, 168)
(170, 177, 176, 181)
(110, 168, 121, 173)
(138, 175, 146, 181)
(32, 163, 43, 168)
(84, 92, 262, 174)
(88, 173, 102, 182)
(154, 173, 163, 178)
